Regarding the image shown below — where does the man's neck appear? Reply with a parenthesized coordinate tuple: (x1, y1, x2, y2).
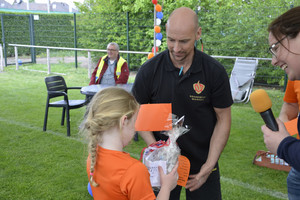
(171, 52, 194, 74)
(109, 59, 116, 64)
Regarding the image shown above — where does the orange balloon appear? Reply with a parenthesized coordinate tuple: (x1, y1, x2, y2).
(154, 26, 161, 33)
(155, 4, 162, 12)
(148, 53, 154, 59)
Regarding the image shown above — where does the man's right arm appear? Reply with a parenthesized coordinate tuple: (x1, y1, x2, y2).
(89, 58, 102, 85)
(132, 65, 156, 146)
(278, 102, 298, 122)
(279, 80, 299, 122)
(138, 131, 156, 146)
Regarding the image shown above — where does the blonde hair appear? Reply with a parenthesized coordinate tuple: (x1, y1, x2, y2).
(80, 87, 139, 187)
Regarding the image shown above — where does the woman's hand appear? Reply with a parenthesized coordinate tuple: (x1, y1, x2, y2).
(261, 118, 290, 154)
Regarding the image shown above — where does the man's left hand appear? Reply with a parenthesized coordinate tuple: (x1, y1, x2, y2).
(185, 164, 213, 191)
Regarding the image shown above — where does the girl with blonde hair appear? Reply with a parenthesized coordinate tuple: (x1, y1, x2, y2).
(81, 87, 178, 200)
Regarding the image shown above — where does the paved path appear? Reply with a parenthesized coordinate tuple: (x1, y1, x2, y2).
(6, 56, 137, 77)
(7, 56, 90, 68)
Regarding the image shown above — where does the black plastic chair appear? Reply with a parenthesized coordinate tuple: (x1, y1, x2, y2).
(43, 76, 86, 136)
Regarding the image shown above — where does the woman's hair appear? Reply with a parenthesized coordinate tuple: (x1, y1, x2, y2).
(81, 87, 139, 187)
(268, 6, 300, 53)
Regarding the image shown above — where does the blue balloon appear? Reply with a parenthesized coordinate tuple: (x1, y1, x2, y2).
(156, 12, 163, 19)
(156, 33, 163, 40)
(87, 182, 93, 197)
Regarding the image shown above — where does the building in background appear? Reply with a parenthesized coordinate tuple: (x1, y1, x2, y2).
(0, 0, 80, 13)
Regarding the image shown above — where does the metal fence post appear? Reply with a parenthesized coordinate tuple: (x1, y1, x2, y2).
(1, 14, 7, 67)
(14, 46, 19, 70)
(88, 51, 91, 79)
(74, 13, 78, 69)
(47, 48, 51, 74)
(126, 12, 130, 69)
(29, 14, 36, 64)
(0, 43, 3, 72)
(153, 4, 157, 55)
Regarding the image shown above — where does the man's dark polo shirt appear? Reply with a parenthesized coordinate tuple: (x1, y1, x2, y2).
(132, 49, 233, 172)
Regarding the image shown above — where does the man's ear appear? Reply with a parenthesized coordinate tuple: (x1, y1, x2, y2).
(196, 27, 202, 41)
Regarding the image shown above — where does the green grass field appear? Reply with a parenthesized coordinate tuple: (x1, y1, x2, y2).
(0, 62, 290, 199)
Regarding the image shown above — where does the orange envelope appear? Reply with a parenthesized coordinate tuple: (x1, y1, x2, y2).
(135, 103, 172, 131)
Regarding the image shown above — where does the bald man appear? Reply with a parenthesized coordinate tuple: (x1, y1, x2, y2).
(132, 7, 232, 200)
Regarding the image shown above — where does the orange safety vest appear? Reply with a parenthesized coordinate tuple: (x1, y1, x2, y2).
(95, 55, 126, 82)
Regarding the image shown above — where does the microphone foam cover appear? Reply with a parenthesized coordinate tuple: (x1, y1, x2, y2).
(250, 89, 272, 113)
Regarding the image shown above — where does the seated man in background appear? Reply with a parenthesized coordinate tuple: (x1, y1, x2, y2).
(89, 42, 129, 85)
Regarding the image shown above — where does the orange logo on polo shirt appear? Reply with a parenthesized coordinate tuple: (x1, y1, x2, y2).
(193, 81, 205, 94)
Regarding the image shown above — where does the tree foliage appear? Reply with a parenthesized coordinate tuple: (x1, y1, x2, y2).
(76, 0, 299, 85)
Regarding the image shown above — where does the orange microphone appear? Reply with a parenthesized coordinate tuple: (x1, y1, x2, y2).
(250, 89, 279, 131)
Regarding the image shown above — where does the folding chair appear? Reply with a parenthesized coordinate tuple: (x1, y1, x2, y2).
(43, 76, 86, 136)
(230, 58, 258, 103)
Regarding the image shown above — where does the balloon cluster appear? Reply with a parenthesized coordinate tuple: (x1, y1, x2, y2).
(148, 0, 163, 59)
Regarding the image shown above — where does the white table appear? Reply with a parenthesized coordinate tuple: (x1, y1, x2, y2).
(80, 83, 133, 97)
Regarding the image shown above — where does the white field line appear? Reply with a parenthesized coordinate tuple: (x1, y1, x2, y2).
(22, 66, 66, 75)
(0, 117, 288, 199)
(0, 117, 85, 143)
(221, 176, 288, 199)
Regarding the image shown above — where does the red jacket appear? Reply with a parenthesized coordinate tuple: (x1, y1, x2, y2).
(89, 55, 129, 85)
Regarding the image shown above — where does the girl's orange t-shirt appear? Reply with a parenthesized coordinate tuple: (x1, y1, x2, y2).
(86, 146, 156, 200)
